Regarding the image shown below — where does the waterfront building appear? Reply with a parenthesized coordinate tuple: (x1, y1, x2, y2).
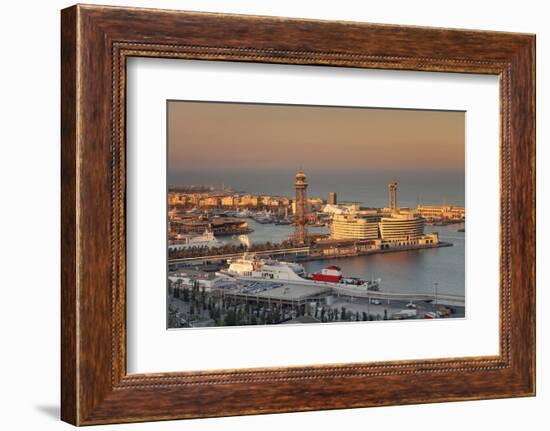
(307, 197, 326, 211)
(202, 196, 220, 207)
(294, 170, 308, 245)
(168, 192, 190, 206)
(280, 197, 291, 206)
(323, 204, 347, 215)
(188, 194, 201, 205)
(168, 193, 180, 205)
(416, 205, 465, 220)
(379, 213, 425, 240)
(329, 191, 337, 205)
(263, 196, 290, 209)
(356, 208, 380, 217)
(221, 195, 237, 207)
(379, 231, 439, 249)
(331, 214, 380, 240)
(239, 194, 259, 208)
(322, 204, 361, 215)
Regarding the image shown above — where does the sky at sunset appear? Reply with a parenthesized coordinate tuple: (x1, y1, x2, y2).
(168, 101, 464, 187)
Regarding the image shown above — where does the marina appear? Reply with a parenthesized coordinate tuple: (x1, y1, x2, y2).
(169, 222, 464, 298)
(167, 173, 465, 328)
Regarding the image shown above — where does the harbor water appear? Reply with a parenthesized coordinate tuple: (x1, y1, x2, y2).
(218, 220, 465, 297)
(172, 168, 465, 208)
(218, 219, 329, 247)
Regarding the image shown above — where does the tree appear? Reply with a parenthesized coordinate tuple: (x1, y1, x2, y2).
(200, 286, 207, 310)
(167, 304, 178, 328)
(362, 312, 368, 321)
(225, 309, 236, 326)
(212, 306, 220, 321)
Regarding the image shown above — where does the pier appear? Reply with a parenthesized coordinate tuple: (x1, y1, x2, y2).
(168, 241, 453, 266)
(218, 283, 464, 307)
(169, 247, 311, 264)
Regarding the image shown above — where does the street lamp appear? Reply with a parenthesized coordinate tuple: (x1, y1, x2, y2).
(433, 281, 439, 306)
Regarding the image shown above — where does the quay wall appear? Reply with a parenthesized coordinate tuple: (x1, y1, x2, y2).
(287, 241, 453, 263)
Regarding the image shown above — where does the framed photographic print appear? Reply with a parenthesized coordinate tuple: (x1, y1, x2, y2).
(61, 4, 535, 425)
(164, 101, 466, 330)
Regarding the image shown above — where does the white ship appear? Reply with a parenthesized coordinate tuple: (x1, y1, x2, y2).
(221, 254, 379, 290)
(235, 209, 252, 218)
(222, 254, 307, 282)
(168, 230, 221, 251)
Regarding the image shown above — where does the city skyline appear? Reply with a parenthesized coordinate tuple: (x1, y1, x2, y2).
(167, 101, 465, 185)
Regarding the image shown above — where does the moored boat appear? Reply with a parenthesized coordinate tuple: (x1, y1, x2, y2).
(168, 230, 221, 250)
(221, 254, 379, 290)
(311, 266, 342, 283)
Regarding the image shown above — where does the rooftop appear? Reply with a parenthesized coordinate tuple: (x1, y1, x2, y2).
(227, 282, 331, 301)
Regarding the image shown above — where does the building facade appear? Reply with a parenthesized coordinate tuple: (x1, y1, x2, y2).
(416, 205, 465, 220)
(379, 213, 425, 240)
(330, 214, 380, 240)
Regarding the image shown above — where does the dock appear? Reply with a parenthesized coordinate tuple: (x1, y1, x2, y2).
(168, 241, 453, 266)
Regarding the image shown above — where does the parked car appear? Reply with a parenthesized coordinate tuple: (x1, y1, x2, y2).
(391, 309, 417, 319)
(436, 306, 452, 317)
(447, 306, 457, 314)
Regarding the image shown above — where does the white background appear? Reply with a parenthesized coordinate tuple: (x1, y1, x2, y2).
(127, 59, 500, 373)
(0, 0, 547, 430)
